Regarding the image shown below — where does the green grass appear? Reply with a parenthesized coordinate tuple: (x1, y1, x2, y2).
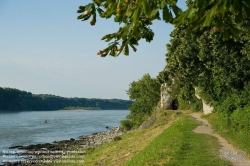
(48, 111, 232, 166)
(124, 116, 231, 166)
(81, 111, 185, 166)
(48, 110, 185, 166)
(49, 110, 186, 166)
(203, 112, 250, 158)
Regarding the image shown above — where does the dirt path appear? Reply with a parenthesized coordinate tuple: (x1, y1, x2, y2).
(190, 113, 250, 166)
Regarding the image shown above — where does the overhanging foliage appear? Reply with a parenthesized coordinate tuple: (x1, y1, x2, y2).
(77, 0, 250, 56)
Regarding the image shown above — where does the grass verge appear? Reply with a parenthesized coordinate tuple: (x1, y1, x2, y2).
(203, 112, 250, 158)
(48, 110, 185, 166)
(81, 110, 185, 166)
(124, 115, 230, 166)
(48, 110, 231, 165)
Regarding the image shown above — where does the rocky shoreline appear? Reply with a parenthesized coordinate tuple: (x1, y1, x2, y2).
(3, 127, 126, 165)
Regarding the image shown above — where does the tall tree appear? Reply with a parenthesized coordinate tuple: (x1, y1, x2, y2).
(126, 74, 160, 126)
(164, 17, 250, 112)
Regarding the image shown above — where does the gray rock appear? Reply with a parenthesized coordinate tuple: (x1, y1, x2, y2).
(139, 115, 156, 129)
(13, 126, 124, 164)
(160, 83, 173, 109)
(195, 87, 213, 114)
(9, 145, 23, 149)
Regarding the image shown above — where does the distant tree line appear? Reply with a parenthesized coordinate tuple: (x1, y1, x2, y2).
(62, 106, 101, 110)
(0, 87, 132, 111)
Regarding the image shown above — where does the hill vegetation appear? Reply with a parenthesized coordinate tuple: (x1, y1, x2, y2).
(0, 87, 132, 111)
(77, 0, 250, 137)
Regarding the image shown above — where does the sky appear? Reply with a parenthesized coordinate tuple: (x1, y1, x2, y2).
(0, 0, 186, 100)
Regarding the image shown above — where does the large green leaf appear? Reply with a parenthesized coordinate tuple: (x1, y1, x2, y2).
(150, 8, 159, 18)
(142, 0, 151, 17)
(203, 12, 212, 26)
(163, 6, 173, 23)
(132, 7, 140, 22)
(114, 13, 122, 22)
(124, 45, 129, 55)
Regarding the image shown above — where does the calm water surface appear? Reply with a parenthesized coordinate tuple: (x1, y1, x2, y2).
(0, 110, 129, 163)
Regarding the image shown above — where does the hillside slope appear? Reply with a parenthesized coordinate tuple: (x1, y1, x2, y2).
(50, 110, 235, 166)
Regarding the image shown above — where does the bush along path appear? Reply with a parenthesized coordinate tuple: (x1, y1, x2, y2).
(190, 113, 250, 166)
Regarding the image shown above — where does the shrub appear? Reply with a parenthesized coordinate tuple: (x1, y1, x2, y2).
(189, 97, 203, 112)
(124, 74, 161, 129)
(178, 95, 202, 112)
(120, 119, 136, 130)
(230, 106, 250, 134)
(218, 111, 231, 129)
(177, 97, 190, 110)
(176, 92, 202, 112)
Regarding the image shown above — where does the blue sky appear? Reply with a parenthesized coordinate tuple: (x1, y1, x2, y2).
(0, 0, 186, 100)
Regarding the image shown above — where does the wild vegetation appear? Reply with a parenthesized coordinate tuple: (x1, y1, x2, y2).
(77, 0, 250, 139)
(71, 1, 250, 165)
(163, 16, 250, 135)
(0, 87, 132, 111)
(2, 0, 250, 165)
(204, 112, 250, 158)
(120, 74, 161, 129)
(12, 1, 249, 165)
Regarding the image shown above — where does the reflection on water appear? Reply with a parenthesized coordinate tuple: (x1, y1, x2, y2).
(0, 110, 129, 163)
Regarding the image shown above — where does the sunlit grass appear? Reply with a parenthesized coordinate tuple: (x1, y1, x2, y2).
(203, 112, 250, 159)
(81, 110, 185, 166)
(124, 116, 230, 166)
(48, 110, 231, 166)
(48, 110, 184, 166)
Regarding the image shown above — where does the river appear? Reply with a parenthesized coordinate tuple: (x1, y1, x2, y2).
(0, 110, 129, 164)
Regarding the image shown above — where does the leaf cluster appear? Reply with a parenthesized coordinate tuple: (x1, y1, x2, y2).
(175, 0, 250, 40)
(78, 0, 250, 56)
(77, 0, 181, 57)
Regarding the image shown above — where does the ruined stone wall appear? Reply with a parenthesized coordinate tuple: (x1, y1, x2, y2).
(159, 84, 212, 114)
(160, 83, 173, 110)
(195, 87, 213, 114)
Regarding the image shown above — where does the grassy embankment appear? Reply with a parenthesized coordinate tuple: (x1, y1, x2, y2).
(50, 110, 230, 166)
(203, 112, 250, 159)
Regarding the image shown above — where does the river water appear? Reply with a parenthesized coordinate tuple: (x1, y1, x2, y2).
(0, 110, 129, 164)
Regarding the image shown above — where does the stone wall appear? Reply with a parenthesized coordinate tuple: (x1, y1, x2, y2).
(160, 83, 173, 110)
(159, 84, 212, 114)
(195, 87, 213, 114)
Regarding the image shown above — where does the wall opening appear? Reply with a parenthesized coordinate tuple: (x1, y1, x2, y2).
(172, 100, 178, 110)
